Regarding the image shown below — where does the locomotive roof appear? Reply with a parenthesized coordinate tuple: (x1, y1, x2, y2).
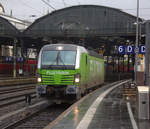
(88, 50, 104, 59)
(42, 43, 103, 59)
(42, 43, 87, 52)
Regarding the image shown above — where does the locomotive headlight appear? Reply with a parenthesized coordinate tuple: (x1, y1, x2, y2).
(37, 74, 42, 82)
(57, 46, 63, 50)
(37, 77, 42, 82)
(75, 74, 80, 83)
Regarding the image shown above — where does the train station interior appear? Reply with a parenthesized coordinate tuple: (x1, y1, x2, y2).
(0, 2, 150, 129)
(0, 5, 146, 81)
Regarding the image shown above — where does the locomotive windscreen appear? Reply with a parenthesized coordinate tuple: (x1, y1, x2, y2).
(41, 50, 76, 69)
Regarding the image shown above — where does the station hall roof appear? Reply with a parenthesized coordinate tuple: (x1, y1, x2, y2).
(0, 16, 20, 37)
(24, 5, 143, 38)
(0, 13, 31, 31)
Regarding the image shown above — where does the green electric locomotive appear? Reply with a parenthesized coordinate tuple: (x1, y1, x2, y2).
(36, 44, 104, 103)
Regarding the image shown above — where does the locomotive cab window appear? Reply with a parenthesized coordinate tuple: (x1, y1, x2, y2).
(41, 50, 76, 69)
(86, 55, 88, 65)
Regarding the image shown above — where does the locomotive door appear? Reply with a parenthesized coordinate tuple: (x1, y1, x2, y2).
(80, 53, 88, 92)
(85, 55, 88, 89)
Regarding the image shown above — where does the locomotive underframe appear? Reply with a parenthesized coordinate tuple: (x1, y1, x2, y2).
(36, 84, 79, 99)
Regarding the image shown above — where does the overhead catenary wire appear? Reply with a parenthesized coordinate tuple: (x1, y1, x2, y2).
(123, 8, 150, 11)
(41, 0, 56, 10)
(19, 0, 43, 14)
(62, 0, 67, 7)
(122, 8, 150, 18)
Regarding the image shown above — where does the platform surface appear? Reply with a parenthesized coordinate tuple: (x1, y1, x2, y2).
(45, 81, 150, 129)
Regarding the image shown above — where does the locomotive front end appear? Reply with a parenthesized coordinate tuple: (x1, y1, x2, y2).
(36, 44, 81, 100)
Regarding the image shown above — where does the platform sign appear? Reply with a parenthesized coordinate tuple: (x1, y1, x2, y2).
(126, 46, 135, 54)
(6, 57, 9, 62)
(118, 45, 145, 54)
(6, 57, 12, 62)
(139, 45, 145, 54)
(118, 46, 125, 54)
(21, 57, 23, 62)
(17, 57, 24, 62)
(9, 57, 12, 61)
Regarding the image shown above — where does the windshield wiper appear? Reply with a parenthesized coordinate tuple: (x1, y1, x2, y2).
(47, 53, 59, 66)
(42, 51, 68, 70)
(57, 51, 67, 70)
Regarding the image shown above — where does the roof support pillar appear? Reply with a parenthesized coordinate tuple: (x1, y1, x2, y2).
(13, 38, 17, 78)
(145, 21, 150, 85)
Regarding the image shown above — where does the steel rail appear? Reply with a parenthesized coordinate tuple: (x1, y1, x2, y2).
(0, 94, 36, 108)
(0, 86, 35, 95)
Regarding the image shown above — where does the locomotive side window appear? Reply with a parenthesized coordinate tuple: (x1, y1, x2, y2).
(86, 56, 87, 65)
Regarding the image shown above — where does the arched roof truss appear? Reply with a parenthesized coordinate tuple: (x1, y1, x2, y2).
(24, 5, 143, 38)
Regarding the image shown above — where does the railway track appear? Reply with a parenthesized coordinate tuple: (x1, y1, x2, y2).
(2, 104, 69, 129)
(1, 80, 129, 129)
(0, 84, 36, 108)
(0, 84, 35, 94)
(0, 93, 36, 108)
(0, 83, 37, 117)
(0, 77, 36, 86)
(0, 80, 62, 129)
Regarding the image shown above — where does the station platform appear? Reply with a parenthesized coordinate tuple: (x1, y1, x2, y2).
(44, 80, 150, 129)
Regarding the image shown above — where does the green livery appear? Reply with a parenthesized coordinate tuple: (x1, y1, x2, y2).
(36, 44, 104, 102)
